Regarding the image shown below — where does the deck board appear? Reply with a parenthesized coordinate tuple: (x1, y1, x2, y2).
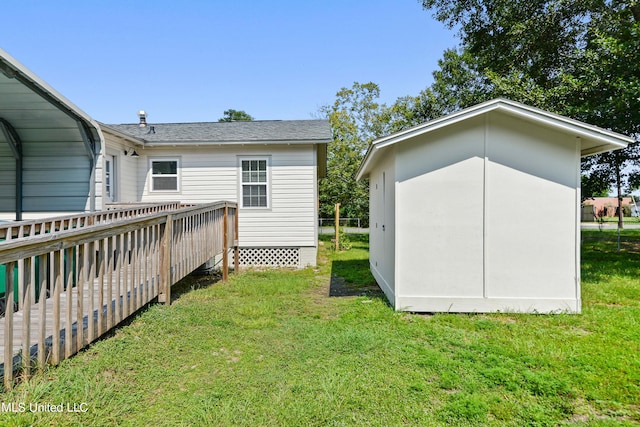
(0, 263, 158, 375)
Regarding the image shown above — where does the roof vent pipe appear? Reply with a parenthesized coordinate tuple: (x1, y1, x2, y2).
(138, 110, 147, 127)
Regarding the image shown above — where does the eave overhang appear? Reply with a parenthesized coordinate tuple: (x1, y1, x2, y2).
(357, 98, 633, 181)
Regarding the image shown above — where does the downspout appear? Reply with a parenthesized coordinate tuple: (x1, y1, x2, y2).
(0, 118, 23, 221)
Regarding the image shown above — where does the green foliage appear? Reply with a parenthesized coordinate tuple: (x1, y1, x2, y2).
(581, 172, 611, 199)
(331, 228, 352, 251)
(421, 0, 640, 197)
(218, 109, 254, 122)
(318, 83, 386, 225)
(319, 82, 442, 225)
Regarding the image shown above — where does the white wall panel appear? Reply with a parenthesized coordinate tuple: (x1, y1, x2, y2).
(485, 113, 578, 300)
(396, 121, 485, 303)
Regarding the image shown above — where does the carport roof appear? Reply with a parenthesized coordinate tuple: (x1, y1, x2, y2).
(357, 98, 634, 180)
(0, 48, 102, 147)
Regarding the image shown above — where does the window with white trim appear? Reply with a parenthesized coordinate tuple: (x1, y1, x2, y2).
(150, 159, 179, 192)
(241, 158, 269, 208)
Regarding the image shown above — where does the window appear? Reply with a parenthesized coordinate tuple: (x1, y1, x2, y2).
(241, 158, 268, 207)
(105, 155, 116, 202)
(151, 159, 179, 192)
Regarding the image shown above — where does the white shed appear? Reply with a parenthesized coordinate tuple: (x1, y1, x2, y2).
(357, 99, 632, 313)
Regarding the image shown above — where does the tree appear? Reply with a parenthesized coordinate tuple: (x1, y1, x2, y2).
(218, 109, 254, 122)
(318, 82, 443, 226)
(318, 83, 386, 226)
(421, 0, 640, 227)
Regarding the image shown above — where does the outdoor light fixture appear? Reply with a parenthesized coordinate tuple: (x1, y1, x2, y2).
(124, 148, 140, 158)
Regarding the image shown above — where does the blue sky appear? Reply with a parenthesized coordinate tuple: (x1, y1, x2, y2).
(1, 0, 458, 124)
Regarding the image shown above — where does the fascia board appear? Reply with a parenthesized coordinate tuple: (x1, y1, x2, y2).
(357, 98, 633, 179)
(141, 139, 329, 147)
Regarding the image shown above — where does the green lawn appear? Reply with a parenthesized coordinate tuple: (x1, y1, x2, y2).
(1, 231, 639, 426)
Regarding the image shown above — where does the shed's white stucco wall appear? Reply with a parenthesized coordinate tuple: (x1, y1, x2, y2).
(371, 111, 581, 313)
(368, 147, 396, 304)
(395, 116, 485, 310)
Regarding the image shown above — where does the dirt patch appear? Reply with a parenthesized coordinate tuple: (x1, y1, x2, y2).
(329, 276, 382, 297)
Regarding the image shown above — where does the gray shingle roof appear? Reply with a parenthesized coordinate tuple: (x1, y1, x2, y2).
(104, 120, 332, 145)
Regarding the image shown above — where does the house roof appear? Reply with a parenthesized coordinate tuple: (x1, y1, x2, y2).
(357, 98, 633, 181)
(0, 48, 103, 148)
(104, 120, 332, 146)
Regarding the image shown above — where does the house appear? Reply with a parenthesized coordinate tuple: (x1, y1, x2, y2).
(100, 117, 330, 267)
(0, 48, 331, 268)
(581, 197, 634, 219)
(356, 99, 632, 313)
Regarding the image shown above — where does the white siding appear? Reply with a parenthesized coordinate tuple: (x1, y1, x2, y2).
(137, 144, 318, 248)
(102, 133, 139, 204)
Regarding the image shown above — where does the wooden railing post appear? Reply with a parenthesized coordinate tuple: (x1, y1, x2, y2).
(234, 206, 239, 273)
(22, 256, 33, 378)
(159, 215, 173, 304)
(4, 261, 15, 389)
(222, 204, 229, 282)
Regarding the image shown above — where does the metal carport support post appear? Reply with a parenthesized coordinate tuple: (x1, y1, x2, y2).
(0, 118, 23, 221)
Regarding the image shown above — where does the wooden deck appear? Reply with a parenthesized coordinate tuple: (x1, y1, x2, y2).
(1, 262, 158, 375)
(0, 202, 238, 388)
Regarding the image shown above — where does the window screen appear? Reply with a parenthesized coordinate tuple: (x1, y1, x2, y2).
(241, 159, 268, 207)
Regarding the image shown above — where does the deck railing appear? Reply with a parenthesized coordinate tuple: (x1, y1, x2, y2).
(0, 201, 238, 388)
(0, 202, 184, 240)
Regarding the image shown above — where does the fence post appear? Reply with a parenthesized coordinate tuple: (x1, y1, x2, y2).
(223, 204, 229, 282)
(159, 215, 173, 304)
(334, 203, 340, 251)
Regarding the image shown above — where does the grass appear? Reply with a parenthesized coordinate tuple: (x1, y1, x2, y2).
(592, 216, 640, 223)
(0, 231, 639, 426)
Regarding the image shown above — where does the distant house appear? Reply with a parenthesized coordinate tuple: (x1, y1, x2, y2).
(582, 197, 634, 218)
(357, 99, 632, 313)
(0, 48, 330, 268)
(100, 118, 330, 267)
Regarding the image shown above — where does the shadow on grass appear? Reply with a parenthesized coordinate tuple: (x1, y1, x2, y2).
(581, 230, 640, 283)
(170, 270, 226, 302)
(327, 234, 386, 304)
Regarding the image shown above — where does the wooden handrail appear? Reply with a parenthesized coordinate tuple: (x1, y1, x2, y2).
(0, 201, 237, 389)
(0, 202, 185, 240)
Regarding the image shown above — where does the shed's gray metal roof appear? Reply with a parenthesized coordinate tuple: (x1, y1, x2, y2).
(104, 120, 331, 145)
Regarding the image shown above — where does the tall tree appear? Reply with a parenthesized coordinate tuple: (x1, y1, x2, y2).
(318, 82, 442, 226)
(318, 83, 386, 226)
(218, 109, 254, 122)
(421, 0, 640, 227)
